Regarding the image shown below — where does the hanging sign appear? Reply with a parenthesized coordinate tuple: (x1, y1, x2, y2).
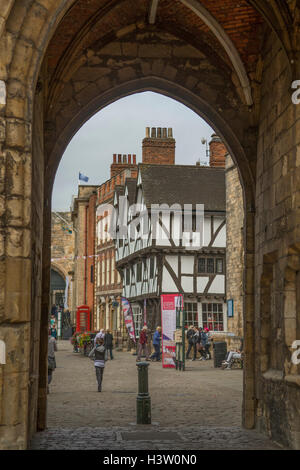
(161, 294, 183, 369)
(121, 297, 136, 344)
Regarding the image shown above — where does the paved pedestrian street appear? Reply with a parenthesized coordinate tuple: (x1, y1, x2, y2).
(31, 341, 281, 450)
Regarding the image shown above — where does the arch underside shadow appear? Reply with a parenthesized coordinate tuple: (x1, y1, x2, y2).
(47, 76, 255, 211)
(41, 72, 256, 433)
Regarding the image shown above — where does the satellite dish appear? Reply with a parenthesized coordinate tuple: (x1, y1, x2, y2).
(201, 138, 206, 145)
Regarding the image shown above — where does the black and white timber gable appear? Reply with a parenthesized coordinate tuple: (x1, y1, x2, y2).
(114, 164, 227, 331)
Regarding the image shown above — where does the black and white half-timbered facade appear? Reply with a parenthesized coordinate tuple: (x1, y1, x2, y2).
(114, 163, 227, 336)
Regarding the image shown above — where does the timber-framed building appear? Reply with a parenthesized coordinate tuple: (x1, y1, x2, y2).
(114, 162, 227, 335)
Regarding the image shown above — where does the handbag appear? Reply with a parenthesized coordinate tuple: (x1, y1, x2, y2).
(48, 356, 56, 371)
(196, 342, 203, 351)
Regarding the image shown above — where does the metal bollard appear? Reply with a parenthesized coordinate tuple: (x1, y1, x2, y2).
(136, 361, 151, 424)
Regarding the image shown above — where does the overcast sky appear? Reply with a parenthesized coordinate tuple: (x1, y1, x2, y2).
(52, 91, 214, 211)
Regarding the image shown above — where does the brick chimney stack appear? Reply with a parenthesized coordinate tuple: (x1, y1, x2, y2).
(209, 134, 226, 168)
(110, 153, 137, 177)
(142, 127, 175, 164)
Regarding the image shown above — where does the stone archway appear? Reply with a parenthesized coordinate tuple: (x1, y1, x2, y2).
(0, 0, 299, 450)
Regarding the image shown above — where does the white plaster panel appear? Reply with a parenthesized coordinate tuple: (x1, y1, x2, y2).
(181, 276, 194, 292)
(162, 266, 178, 292)
(181, 256, 194, 274)
(165, 255, 178, 275)
(208, 275, 225, 293)
(197, 276, 209, 293)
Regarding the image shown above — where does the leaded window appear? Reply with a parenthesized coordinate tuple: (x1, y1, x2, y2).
(202, 303, 224, 331)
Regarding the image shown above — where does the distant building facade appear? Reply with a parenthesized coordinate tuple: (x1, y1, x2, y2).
(71, 185, 98, 325)
(94, 155, 138, 343)
(115, 162, 227, 336)
(70, 128, 244, 346)
(50, 211, 75, 318)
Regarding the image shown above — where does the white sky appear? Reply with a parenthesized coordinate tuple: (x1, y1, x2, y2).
(52, 91, 214, 211)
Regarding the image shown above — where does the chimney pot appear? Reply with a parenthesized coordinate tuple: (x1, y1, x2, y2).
(128, 154, 131, 163)
(168, 128, 173, 138)
(113, 153, 116, 163)
(123, 154, 127, 163)
(162, 128, 167, 138)
(157, 127, 162, 138)
(133, 154, 136, 164)
(151, 127, 156, 138)
(118, 154, 122, 163)
(146, 127, 150, 138)
(209, 134, 226, 168)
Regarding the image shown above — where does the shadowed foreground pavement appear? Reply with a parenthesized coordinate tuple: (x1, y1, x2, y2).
(31, 341, 282, 450)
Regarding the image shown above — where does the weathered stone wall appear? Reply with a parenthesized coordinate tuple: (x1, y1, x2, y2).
(226, 155, 244, 339)
(254, 31, 300, 448)
(0, 0, 299, 452)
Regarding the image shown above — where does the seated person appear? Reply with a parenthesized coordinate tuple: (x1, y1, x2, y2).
(223, 338, 243, 369)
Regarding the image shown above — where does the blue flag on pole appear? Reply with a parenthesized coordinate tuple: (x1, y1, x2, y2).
(79, 172, 89, 182)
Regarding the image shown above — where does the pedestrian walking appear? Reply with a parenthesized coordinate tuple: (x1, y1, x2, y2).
(50, 325, 57, 339)
(137, 326, 150, 361)
(204, 327, 212, 359)
(198, 328, 208, 360)
(104, 329, 114, 360)
(48, 334, 57, 393)
(186, 325, 196, 360)
(150, 326, 161, 361)
(89, 337, 106, 392)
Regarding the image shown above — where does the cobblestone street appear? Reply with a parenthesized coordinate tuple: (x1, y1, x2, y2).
(31, 341, 281, 450)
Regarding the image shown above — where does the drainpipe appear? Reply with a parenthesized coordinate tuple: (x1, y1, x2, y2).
(84, 205, 88, 305)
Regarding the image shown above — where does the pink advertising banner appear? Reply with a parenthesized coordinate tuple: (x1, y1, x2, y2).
(161, 294, 183, 368)
(121, 297, 136, 344)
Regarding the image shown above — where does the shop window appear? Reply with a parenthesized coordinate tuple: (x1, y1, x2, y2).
(198, 257, 224, 274)
(184, 302, 198, 326)
(202, 303, 224, 331)
(126, 267, 130, 286)
(198, 258, 206, 273)
(90, 265, 94, 283)
(207, 258, 214, 273)
(216, 258, 224, 274)
(137, 262, 142, 282)
(150, 257, 155, 279)
(132, 306, 143, 339)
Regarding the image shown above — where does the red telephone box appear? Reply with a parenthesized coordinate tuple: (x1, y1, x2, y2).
(76, 305, 91, 332)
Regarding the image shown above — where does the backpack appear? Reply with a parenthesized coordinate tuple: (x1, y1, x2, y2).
(48, 356, 56, 371)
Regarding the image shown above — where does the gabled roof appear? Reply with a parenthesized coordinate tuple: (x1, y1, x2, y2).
(124, 178, 137, 206)
(139, 164, 225, 212)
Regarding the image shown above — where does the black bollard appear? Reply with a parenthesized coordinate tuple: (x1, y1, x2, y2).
(136, 361, 151, 424)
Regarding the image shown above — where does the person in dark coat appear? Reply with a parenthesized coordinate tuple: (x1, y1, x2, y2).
(50, 325, 57, 340)
(137, 326, 150, 361)
(150, 326, 162, 361)
(186, 325, 196, 360)
(48, 335, 57, 394)
(104, 329, 114, 360)
(198, 328, 208, 360)
(89, 337, 106, 391)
